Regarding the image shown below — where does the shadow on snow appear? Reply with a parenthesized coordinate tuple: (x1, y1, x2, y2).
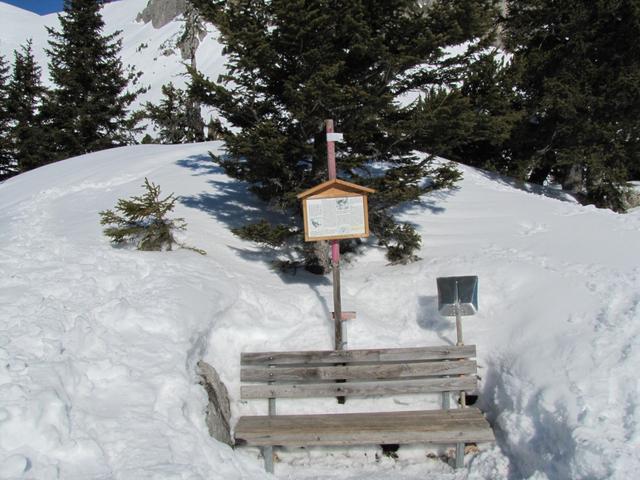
(175, 154, 330, 288)
(481, 356, 578, 480)
(475, 168, 578, 204)
(415, 295, 454, 346)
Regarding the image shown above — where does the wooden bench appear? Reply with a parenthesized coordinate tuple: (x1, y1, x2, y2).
(234, 345, 495, 472)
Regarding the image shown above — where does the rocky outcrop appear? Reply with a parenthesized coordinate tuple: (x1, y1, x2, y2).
(176, 4, 207, 65)
(197, 361, 233, 446)
(137, 0, 187, 29)
(137, 1, 206, 63)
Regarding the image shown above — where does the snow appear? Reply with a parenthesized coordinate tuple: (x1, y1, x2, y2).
(1, 142, 640, 479)
(0, 0, 226, 110)
(1, 1, 640, 478)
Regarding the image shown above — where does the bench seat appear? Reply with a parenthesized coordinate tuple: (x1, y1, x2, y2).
(235, 407, 495, 447)
(236, 345, 495, 472)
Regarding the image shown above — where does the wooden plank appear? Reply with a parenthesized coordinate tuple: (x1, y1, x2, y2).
(234, 408, 495, 447)
(296, 178, 376, 199)
(331, 311, 356, 321)
(238, 426, 495, 447)
(236, 409, 486, 434)
(242, 359, 477, 382)
(238, 409, 484, 431)
(241, 345, 477, 366)
(241, 376, 477, 399)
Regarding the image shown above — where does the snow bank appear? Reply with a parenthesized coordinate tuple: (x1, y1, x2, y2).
(1, 143, 639, 479)
(0, 144, 264, 479)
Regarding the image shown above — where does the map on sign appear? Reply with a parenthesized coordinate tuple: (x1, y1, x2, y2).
(305, 196, 366, 239)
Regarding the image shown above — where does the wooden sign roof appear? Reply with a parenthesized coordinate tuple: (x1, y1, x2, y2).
(296, 179, 375, 199)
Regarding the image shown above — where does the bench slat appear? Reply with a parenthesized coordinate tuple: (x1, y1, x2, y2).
(241, 376, 477, 399)
(241, 345, 476, 366)
(242, 359, 477, 382)
(235, 408, 495, 447)
(239, 409, 484, 432)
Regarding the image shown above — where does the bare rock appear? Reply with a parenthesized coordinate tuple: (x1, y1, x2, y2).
(197, 360, 233, 446)
(137, 1, 206, 63)
(137, 0, 187, 29)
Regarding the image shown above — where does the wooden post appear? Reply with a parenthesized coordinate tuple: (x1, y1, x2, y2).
(263, 364, 276, 473)
(454, 282, 466, 408)
(453, 280, 465, 469)
(455, 442, 465, 469)
(442, 391, 450, 410)
(326, 119, 337, 179)
(332, 261, 343, 349)
(326, 119, 345, 351)
(454, 281, 463, 346)
(326, 119, 346, 405)
(263, 437, 274, 472)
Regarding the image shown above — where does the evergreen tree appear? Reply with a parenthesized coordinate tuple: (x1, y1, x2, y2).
(6, 41, 48, 173)
(189, 0, 498, 269)
(45, 0, 140, 160)
(0, 55, 12, 179)
(184, 88, 206, 143)
(145, 82, 205, 143)
(100, 178, 205, 254)
(204, 116, 224, 140)
(504, 0, 640, 211)
(446, 50, 524, 173)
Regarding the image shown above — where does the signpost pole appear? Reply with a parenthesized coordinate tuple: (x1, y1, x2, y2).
(454, 281, 464, 346)
(453, 280, 466, 465)
(325, 119, 344, 352)
(326, 119, 346, 404)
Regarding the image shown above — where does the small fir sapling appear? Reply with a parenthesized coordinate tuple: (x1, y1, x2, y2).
(100, 178, 204, 254)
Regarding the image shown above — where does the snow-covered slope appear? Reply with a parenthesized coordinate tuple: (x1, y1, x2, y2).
(1, 144, 639, 479)
(0, 0, 225, 109)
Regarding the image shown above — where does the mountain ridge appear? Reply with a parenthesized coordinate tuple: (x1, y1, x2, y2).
(0, 0, 223, 110)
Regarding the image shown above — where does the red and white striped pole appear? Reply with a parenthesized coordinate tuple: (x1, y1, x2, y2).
(325, 119, 343, 351)
(325, 120, 340, 264)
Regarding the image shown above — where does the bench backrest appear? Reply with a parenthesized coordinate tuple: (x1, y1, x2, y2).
(240, 345, 477, 400)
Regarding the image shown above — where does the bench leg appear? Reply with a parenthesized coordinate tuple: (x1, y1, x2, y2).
(442, 391, 450, 410)
(263, 395, 276, 473)
(454, 442, 465, 469)
(262, 446, 274, 473)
